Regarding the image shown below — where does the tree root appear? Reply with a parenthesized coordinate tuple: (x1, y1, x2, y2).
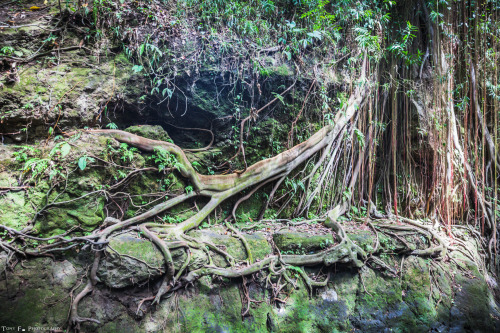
(225, 222, 254, 264)
(139, 224, 175, 304)
(375, 217, 448, 258)
(0, 77, 373, 329)
(69, 252, 102, 331)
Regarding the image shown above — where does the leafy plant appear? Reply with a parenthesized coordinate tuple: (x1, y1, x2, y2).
(0, 46, 14, 56)
(185, 185, 194, 194)
(122, 144, 138, 162)
(106, 122, 118, 129)
(354, 128, 365, 150)
(78, 155, 96, 171)
(150, 147, 179, 172)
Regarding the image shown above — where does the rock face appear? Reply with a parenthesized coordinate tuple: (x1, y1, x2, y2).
(98, 233, 168, 288)
(188, 228, 272, 265)
(2, 228, 500, 332)
(0, 258, 76, 328)
(52, 260, 78, 289)
(97, 228, 272, 288)
(2, 247, 499, 332)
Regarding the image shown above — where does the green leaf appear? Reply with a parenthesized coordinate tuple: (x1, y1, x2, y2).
(60, 143, 71, 157)
(132, 65, 143, 73)
(283, 50, 292, 61)
(78, 156, 87, 170)
(162, 88, 173, 98)
(271, 92, 285, 105)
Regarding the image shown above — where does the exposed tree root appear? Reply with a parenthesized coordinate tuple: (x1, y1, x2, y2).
(3, 73, 441, 331)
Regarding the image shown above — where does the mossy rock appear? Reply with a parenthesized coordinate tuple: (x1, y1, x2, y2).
(401, 257, 440, 327)
(0, 191, 35, 229)
(188, 228, 272, 266)
(0, 51, 143, 139)
(100, 314, 141, 333)
(97, 232, 204, 289)
(0, 173, 51, 230)
(352, 267, 419, 331)
(453, 260, 500, 332)
(125, 125, 171, 142)
(52, 260, 78, 290)
(147, 283, 248, 332)
(98, 232, 186, 288)
(0, 258, 70, 328)
(273, 231, 334, 254)
(0, 252, 7, 274)
(34, 194, 105, 235)
(348, 230, 377, 253)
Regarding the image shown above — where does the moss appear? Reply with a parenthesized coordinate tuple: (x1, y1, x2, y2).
(97, 233, 177, 288)
(108, 234, 164, 267)
(172, 286, 249, 332)
(270, 63, 293, 77)
(273, 231, 334, 254)
(0, 258, 69, 328)
(188, 228, 272, 265)
(67, 197, 105, 227)
(125, 125, 171, 142)
(333, 271, 359, 315)
(33, 194, 105, 235)
(114, 52, 132, 66)
(275, 280, 351, 333)
(100, 315, 142, 333)
(356, 270, 401, 309)
(1, 51, 143, 136)
(0, 288, 58, 327)
(125, 181, 157, 218)
(348, 230, 377, 253)
(354, 268, 420, 331)
(401, 257, 438, 327)
(454, 266, 497, 331)
(0, 191, 35, 229)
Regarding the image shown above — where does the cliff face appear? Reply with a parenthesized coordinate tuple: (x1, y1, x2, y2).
(1, 224, 499, 332)
(1, 0, 499, 332)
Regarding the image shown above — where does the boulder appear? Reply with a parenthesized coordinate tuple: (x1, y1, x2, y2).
(52, 260, 77, 289)
(273, 231, 334, 254)
(98, 233, 182, 288)
(124, 125, 171, 142)
(188, 228, 272, 266)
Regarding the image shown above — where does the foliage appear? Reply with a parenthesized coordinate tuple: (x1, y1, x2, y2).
(387, 21, 422, 65)
(149, 147, 180, 172)
(78, 156, 96, 171)
(12, 142, 74, 184)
